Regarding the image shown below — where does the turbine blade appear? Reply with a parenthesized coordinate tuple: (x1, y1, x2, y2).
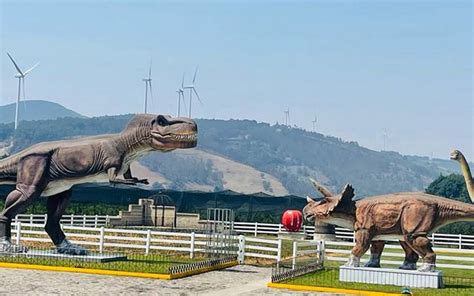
(193, 88, 203, 104)
(23, 62, 40, 76)
(7, 53, 24, 76)
(148, 59, 152, 79)
(181, 93, 187, 110)
(192, 66, 198, 84)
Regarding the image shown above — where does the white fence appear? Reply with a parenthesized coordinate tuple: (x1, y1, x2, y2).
(10, 222, 281, 262)
(14, 214, 110, 228)
(323, 240, 474, 270)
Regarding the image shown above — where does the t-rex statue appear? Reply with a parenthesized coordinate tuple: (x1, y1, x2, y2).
(303, 151, 474, 272)
(0, 114, 197, 255)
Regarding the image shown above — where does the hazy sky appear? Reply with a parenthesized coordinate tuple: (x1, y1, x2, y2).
(1, 1, 472, 160)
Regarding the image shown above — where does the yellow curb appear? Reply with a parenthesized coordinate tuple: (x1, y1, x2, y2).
(169, 261, 239, 279)
(267, 282, 402, 296)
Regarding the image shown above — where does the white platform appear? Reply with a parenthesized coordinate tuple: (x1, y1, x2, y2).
(339, 266, 443, 288)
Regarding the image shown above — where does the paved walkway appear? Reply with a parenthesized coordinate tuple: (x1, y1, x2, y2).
(0, 265, 344, 295)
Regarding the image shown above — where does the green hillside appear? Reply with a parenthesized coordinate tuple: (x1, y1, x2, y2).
(0, 100, 84, 124)
(0, 112, 462, 197)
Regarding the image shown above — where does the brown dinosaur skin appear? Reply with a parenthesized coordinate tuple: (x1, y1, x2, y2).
(0, 114, 197, 254)
(303, 181, 474, 272)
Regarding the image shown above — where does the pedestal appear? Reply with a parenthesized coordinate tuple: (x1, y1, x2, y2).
(339, 266, 443, 288)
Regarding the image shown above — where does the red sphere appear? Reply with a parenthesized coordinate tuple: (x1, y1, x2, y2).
(281, 210, 303, 232)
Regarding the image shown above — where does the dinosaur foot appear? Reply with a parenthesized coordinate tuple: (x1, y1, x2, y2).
(344, 254, 361, 267)
(364, 257, 381, 268)
(417, 263, 436, 272)
(56, 239, 88, 256)
(399, 262, 417, 270)
(0, 238, 28, 253)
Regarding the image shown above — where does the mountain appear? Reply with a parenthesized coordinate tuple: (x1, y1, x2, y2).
(0, 103, 465, 197)
(0, 100, 84, 124)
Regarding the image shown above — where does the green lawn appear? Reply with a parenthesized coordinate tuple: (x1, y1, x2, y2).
(0, 253, 196, 274)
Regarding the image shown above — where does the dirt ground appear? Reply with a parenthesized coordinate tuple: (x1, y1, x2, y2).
(0, 265, 344, 295)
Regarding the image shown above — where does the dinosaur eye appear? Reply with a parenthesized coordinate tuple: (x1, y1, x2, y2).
(156, 115, 168, 126)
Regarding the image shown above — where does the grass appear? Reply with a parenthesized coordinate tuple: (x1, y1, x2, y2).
(282, 261, 474, 296)
(0, 253, 197, 274)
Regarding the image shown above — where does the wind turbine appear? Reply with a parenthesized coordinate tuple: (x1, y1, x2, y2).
(6, 53, 39, 130)
(142, 60, 153, 114)
(183, 67, 203, 118)
(312, 115, 317, 132)
(284, 108, 290, 126)
(176, 73, 186, 116)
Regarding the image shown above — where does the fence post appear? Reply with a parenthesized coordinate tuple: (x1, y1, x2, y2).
(15, 222, 21, 245)
(292, 241, 297, 269)
(303, 225, 306, 235)
(238, 235, 246, 264)
(106, 215, 110, 227)
(44, 214, 47, 226)
(254, 222, 258, 237)
(459, 234, 462, 249)
(94, 215, 98, 228)
(277, 239, 282, 262)
(29, 214, 33, 225)
(83, 214, 86, 227)
(190, 232, 196, 259)
(71, 214, 74, 225)
(99, 227, 105, 254)
(278, 224, 282, 233)
(145, 230, 151, 255)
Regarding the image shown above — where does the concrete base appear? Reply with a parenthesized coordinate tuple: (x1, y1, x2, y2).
(17, 250, 127, 263)
(278, 232, 307, 240)
(339, 266, 443, 288)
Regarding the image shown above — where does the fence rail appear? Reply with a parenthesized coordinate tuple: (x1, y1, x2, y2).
(10, 222, 281, 262)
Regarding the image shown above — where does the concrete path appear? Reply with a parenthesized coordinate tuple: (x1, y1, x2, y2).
(0, 265, 345, 295)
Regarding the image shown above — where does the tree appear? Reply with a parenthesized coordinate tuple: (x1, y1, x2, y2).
(426, 174, 473, 234)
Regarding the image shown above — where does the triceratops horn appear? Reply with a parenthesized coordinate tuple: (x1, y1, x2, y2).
(309, 177, 333, 197)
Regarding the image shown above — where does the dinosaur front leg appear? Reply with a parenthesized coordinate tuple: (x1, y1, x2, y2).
(108, 167, 148, 185)
(45, 190, 88, 255)
(123, 168, 149, 185)
(399, 241, 419, 270)
(364, 240, 384, 268)
(345, 229, 372, 267)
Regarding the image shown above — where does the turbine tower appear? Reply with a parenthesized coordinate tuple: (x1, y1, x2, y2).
(312, 115, 317, 132)
(142, 60, 153, 114)
(183, 67, 203, 118)
(284, 108, 290, 126)
(176, 73, 186, 116)
(6, 53, 39, 130)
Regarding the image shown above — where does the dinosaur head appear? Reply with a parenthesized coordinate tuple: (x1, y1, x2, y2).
(123, 114, 197, 151)
(450, 149, 462, 161)
(303, 178, 355, 223)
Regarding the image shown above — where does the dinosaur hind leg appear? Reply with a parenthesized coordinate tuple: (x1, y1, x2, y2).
(0, 155, 49, 252)
(399, 240, 419, 270)
(45, 190, 88, 255)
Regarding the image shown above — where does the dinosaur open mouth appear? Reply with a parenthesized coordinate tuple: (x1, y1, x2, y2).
(151, 131, 197, 147)
(304, 213, 315, 222)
